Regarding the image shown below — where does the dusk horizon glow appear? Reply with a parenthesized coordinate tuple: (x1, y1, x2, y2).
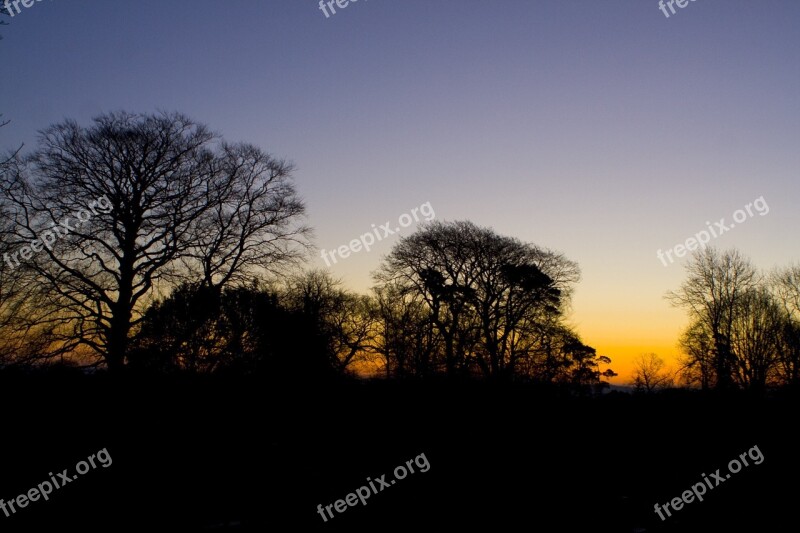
(3, 1, 798, 383)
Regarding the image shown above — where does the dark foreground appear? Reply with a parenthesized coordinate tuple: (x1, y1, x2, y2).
(1, 372, 797, 532)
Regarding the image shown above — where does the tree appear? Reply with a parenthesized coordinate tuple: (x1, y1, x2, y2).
(374, 220, 589, 381)
(546, 335, 618, 395)
(282, 270, 376, 373)
(631, 353, 673, 393)
(0, 92, 36, 365)
(678, 320, 715, 389)
(773, 264, 800, 317)
(1, 150, 60, 365)
(598, 355, 619, 390)
(775, 318, 800, 389)
(181, 143, 309, 288)
(129, 283, 224, 373)
(728, 287, 783, 392)
(516, 321, 574, 382)
(372, 281, 439, 378)
(0, 112, 308, 371)
(666, 248, 759, 390)
(772, 264, 800, 387)
(129, 282, 333, 378)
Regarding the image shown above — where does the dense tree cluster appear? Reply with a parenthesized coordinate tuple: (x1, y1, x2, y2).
(6, 112, 798, 395)
(371, 221, 615, 389)
(0, 112, 615, 392)
(668, 248, 800, 392)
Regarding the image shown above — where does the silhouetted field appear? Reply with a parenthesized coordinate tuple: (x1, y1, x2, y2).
(1, 372, 796, 531)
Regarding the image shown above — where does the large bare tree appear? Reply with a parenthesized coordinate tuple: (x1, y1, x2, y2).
(0, 111, 308, 370)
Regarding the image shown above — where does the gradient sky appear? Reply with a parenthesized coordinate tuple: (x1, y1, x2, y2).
(2, 0, 798, 382)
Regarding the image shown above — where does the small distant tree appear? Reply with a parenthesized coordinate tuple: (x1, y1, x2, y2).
(631, 353, 673, 393)
(598, 355, 618, 391)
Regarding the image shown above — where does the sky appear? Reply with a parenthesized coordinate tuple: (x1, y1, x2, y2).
(2, 0, 798, 382)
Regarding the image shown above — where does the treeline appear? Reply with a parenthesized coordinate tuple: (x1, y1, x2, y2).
(1, 112, 798, 394)
(668, 248, 800, 392)
(0, 111, 616, 392)
(124, 221, 617, 393)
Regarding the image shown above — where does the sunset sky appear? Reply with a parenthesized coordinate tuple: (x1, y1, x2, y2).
(2, 0, 798, 382)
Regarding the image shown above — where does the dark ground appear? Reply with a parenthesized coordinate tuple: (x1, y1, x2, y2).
(1, 372, 797, 531)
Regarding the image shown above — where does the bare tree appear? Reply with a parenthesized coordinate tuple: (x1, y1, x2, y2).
(283, 270, 375, 373)
(182, 143, 309, 288)
(0, 214, 57, 364)
(372, 281, 439, 377)
(374, 220, 582, 379)
(0, 150, 61, 365)
(327, 293, 378, 372)
(0, 112, 308, 370)
(666, 248, 759, 390)
(678, 320, 715, 389)
(773, 264, 800, 317)
(631, 353, 673, 393)
(729, 287, 783, 392)
(771, 264, 800, 386)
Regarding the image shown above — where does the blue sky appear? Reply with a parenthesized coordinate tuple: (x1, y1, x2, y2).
(2, 0, 798, 378)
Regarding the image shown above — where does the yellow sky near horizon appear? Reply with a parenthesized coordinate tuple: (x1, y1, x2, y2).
(568, 271, 689, 386)
(336, 258, 691, 386)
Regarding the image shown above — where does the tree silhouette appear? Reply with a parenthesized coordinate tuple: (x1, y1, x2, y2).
(283, 270, 377, 373)
(373, 220, 608, 385)
(631, 353, 673, 393)
(372, 281, 438, 378)
(729, 287, 784, 392)
(130, 281, 333, 378)
(0, 112, 308, 371)
(772, 264, 800, 387)
(667, 248, 758, 390)
(669, 248, 800, 391)
(182, 143, 309, 288)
